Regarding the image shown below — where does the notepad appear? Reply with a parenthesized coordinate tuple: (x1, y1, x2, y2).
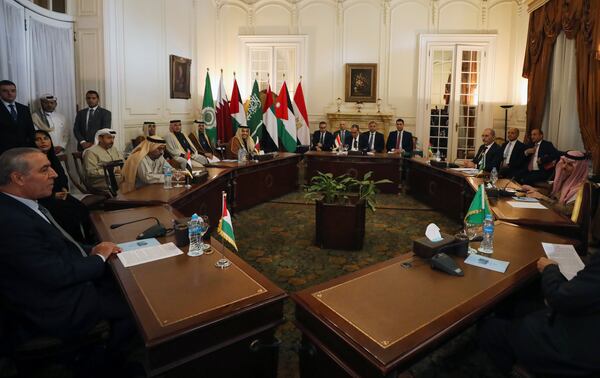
(117, 242, 183, 267)
(542, 243, 584, 281)
(464, 254, 509, 273)
(507, 201, 547, 209)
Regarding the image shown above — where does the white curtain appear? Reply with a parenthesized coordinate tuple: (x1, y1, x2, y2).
(0, 0, 28, 103)
(541, 32, 584, 152)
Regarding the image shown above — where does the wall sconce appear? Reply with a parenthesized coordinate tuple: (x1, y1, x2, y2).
(356, 101, 363, 113)
(336, 97, 342, 113)
(376, 98, 382, 113)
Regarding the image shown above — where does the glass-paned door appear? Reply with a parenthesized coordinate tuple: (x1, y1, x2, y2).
(428, 49, 453, 159)
(248, 47, 272, 91)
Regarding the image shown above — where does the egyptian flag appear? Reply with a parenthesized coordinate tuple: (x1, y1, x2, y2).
(334, 133, 342, 149)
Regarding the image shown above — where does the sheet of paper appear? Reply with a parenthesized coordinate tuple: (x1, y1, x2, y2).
(464, 254, 510, 273)
(542, 243, 585, 281)
(117, 238, 160, 252)
(207, 156, 220, 163)
(117, 242, 183, 268)
(507, 201, 547, 209)
(450, 168, 480, 176)
(221, 159, 237, 162)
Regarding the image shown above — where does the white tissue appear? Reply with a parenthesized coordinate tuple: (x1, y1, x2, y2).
(425, 223, 443, 242)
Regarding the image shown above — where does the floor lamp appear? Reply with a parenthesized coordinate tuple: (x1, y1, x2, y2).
(500, 105, 514, 141)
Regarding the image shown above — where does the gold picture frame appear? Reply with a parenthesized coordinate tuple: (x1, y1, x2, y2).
(345, 63, 377, 103)
(169, 55, 191, 99)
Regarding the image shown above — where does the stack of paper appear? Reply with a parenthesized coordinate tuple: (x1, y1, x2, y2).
(117, 242, 183, 268)
(541, 243, 585, 280)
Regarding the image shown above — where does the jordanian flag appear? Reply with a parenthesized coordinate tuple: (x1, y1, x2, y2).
(275, 81, 297, 152)
(465, 184, 492, 224)
(217, 191, 237, 251)
(230, 76, 247, 136)
(247, 79, 263, 145)
(201, 70, 217, 145)
(262, 84, 278, 148)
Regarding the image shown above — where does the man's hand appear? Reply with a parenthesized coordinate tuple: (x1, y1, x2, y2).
(537, 257, 558, 273)
(54, 190, 68, 200)
(54, 146, 65, 154)
(205, 153, 213, 159)
(81, 142, 94, 149)
(524, 147, 535, 156)
(463, 161, 476, 168)
(91, 242, 122, 261)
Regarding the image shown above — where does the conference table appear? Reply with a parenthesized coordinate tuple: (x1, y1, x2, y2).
(91, 205, 287, 377)
(292, 222, 573, 377)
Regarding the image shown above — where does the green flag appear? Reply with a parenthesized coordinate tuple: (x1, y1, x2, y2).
(247, 79, 263, 143)
(465, 184, 492, 224)
(201, 71, 217, 145)
(217, 192, 237, 251)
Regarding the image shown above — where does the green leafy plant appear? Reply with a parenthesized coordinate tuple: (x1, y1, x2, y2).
(304, 171, 392, 212)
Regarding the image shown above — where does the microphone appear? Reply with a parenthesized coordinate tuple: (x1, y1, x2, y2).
(110, 217, 167, 240)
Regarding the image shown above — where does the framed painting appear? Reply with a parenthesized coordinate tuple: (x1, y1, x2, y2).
(170, 55, 191, 99)
(345, 63, 377, 103)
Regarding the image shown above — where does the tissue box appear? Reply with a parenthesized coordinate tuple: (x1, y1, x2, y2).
(413, 233, 456, 258)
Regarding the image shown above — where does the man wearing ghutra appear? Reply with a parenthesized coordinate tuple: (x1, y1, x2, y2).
(119, 136, 170, 193)
(228, 125, 256, 159)
(83, 128, 123, 191)
(32, 94, 69, 153)
(188, 119, 219, 162)
(164, 119, 208, 169)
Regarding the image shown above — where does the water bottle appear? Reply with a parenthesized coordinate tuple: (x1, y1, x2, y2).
(434, 149, 441, 162)
(490, 167, 498, 188)
(163, 164, 173, 189)
(237, 148, 247, 163)
(479, 214, 494, 254)
(187, 213, 203, 257)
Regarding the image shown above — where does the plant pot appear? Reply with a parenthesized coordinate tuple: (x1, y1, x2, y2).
(315, 198, 366, 250)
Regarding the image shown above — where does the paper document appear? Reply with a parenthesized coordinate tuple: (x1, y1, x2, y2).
(464, 254, 510, 273)
(117, 238, 160, 252)
(450, 168, 480, 176)
(221, 159, 237, 162)
(542, 243, 585, 281)
(117, 242, 183, 268)
(208, 156, 221, 163)
(507, 201, 547, 209)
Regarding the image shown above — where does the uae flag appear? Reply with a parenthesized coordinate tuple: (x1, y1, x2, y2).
(230, 77, 247, 136)
(293, 81, 310, 146)
(217, 191, 237, 251)
(275, 81, 297, 152)
(201, 71, 217, 145)
(216, 71, 233, 142)
(247, 79, 263, 145)
(186, 151, 193, 176)
(262, 84, 278, 148)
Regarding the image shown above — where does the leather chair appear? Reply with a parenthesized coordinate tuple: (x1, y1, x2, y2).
(58, 154, 106, 209)
(101, 160, 124, 197)
(572, 181, 592, 255)
(71, 152, 112, 198)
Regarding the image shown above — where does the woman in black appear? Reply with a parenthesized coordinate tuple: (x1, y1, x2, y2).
(34, 130, 93, 243)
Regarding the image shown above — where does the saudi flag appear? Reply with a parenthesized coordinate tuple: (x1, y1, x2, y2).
(217, 191, 237, 251)
(275, 81, 297, 152)
(247, 79, 263, 144)
(262, 84, 278, 148)
(465, 184, 492, 224)
(230, 77, 247, 135)
(201, 71, 217, 145)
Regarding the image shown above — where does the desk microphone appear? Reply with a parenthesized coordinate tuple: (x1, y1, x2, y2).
(110, 217, 167, 240)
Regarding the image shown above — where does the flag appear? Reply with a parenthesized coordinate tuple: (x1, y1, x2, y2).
(262, 84, 278, 148)
(334, 134, 342, 149)
(247, 79, 263, 144)
(255, 135, 261, 151)
(217, 192, 237, 251)
(465, 184, 492, 225)
(275, 81, 297, 152)
(216, 71, 233, 142)
(230, 77, 247, 136)
(201, 71, 217, 145)
(293, 81, 310, 146)
(186, 151, 193, 176)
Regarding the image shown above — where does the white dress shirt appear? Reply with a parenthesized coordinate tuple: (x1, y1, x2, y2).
(532, 141, 541, 171)
(503, 140, 516, 165)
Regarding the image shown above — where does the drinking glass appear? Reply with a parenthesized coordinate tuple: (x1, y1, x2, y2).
(464, 221, 482, 241)
(173, 169, 185, 187)
(198, 215, 211, 253)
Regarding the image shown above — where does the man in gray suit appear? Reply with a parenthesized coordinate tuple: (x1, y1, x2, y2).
(73, 90, 111, 151)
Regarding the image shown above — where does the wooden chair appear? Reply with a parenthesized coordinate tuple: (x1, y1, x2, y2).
(71, 152, 112, 198)
(571, 181, 592, 254)
(59, 154, 106, 209)
(101, 160, 124, 197)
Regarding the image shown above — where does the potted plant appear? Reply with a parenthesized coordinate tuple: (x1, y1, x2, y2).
(305, 171, 391, 250)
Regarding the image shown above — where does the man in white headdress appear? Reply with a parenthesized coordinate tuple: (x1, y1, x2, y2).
(164, 119, 208, 168)
(83, 128, 123, 191)
(32, 94, 69, 153)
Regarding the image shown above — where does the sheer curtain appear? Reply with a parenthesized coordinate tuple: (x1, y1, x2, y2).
(540, 33, 584, 152)
(0, 0, 28, 103)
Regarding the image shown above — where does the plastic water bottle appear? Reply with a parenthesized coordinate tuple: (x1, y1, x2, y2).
(163, 164, 173, 189)
(490, 167, 498, 188)
(434, 149, 441, 162)
(479, 214, 494, 254)
(187, 213, 203, 257)
(237, 148, 247, 163)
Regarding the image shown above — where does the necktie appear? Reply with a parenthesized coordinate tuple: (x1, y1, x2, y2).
(38, 205, 87, 257)
(8, 104, 17, 121)
(369, 133, 374, 150)
(320, 132, 324, 145)
(341, 130, 345, 142)
(86, 108, 95, 133)
(353, 139, 358, 149)
(396, 131, 401, 150)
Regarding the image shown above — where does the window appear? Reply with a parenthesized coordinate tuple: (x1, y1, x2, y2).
(32, 0, 66, 13)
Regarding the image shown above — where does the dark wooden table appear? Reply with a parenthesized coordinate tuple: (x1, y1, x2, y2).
(292, 222, 573, 377)
(304, 151, 401, 193)
(91, 205, 287, 377)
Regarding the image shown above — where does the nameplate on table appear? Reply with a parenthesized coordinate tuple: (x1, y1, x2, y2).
(117, 242, 183, 267)
(507, 201, 547, 209)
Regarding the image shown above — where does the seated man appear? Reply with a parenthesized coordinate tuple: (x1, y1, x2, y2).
(188, 119, 219, 162)
(311, 121, 334, 151)
(124, 121, 156, 155)
(499, 127, 526, 178)
(228, 126, 256, 160)
(463, 128, 502, 172)
(119, 136, 171, 193)
(359, 121, 385, 153)
(479, 253, 600, 376)
(0, 147, 133, 361)
(348, 124, 361, 151)
(164, 119, 208, 169)
(83, 128, 123, 192)
(515, 128, 560, 185)
(332, 121, 350, 148)
(386, 118, 413, 154)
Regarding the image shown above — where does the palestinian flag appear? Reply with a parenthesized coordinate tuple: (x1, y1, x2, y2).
(275, 81, 297, 152)
(247, 79, 263, 144)
(465, 184, 492, 224)
(201, 70, 217, 145)
(262, 84, 278, 148)
(217, 191, 237, 251)
(293, 80, 310, 146)
(230, 76, 247, 136)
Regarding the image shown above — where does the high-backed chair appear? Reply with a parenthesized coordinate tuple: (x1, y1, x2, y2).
(71, 152, 111, 197)
(101, 160, 124, 197)
(58, 154, 106, 209)
(571, 181, 592, 254)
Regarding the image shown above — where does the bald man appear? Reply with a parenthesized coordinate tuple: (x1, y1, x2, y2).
(464, 128, 502, 172)
(499, 128, 526, 178)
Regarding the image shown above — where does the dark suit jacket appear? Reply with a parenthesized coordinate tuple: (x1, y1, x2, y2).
(359, 131, 385, 153)
(0, 193, 105, 341)
(312, 131, 334, 151)
(73, 107, 112, 147)
(525, 140, 560, 171)
(0, 102, 35, 156)
(386, 130, 413, 153)
(501, 140, 526, 168)
(347, 135, 360, 150)
(189, 132, 216, 156)
(472, 143, 503, 172)
(333, 130, 350, 147)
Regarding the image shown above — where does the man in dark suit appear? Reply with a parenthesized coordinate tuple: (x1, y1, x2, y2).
(311, 121, 334, 151)
(189, 119, 218, 161)
(73, 90, 112, 151)
(332, 121, 350, 148)
(463, 128, 502, 172)
(499, 127, 526, 178)
(0, 80, 35, 156)
(479, 254, 600, 376)
(386, 118, 413, 154)
(347, 124, 361, 151)
(0, 148, 134, 360)
(359, 121, 385, 153)
(515, 128, 560, 185)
